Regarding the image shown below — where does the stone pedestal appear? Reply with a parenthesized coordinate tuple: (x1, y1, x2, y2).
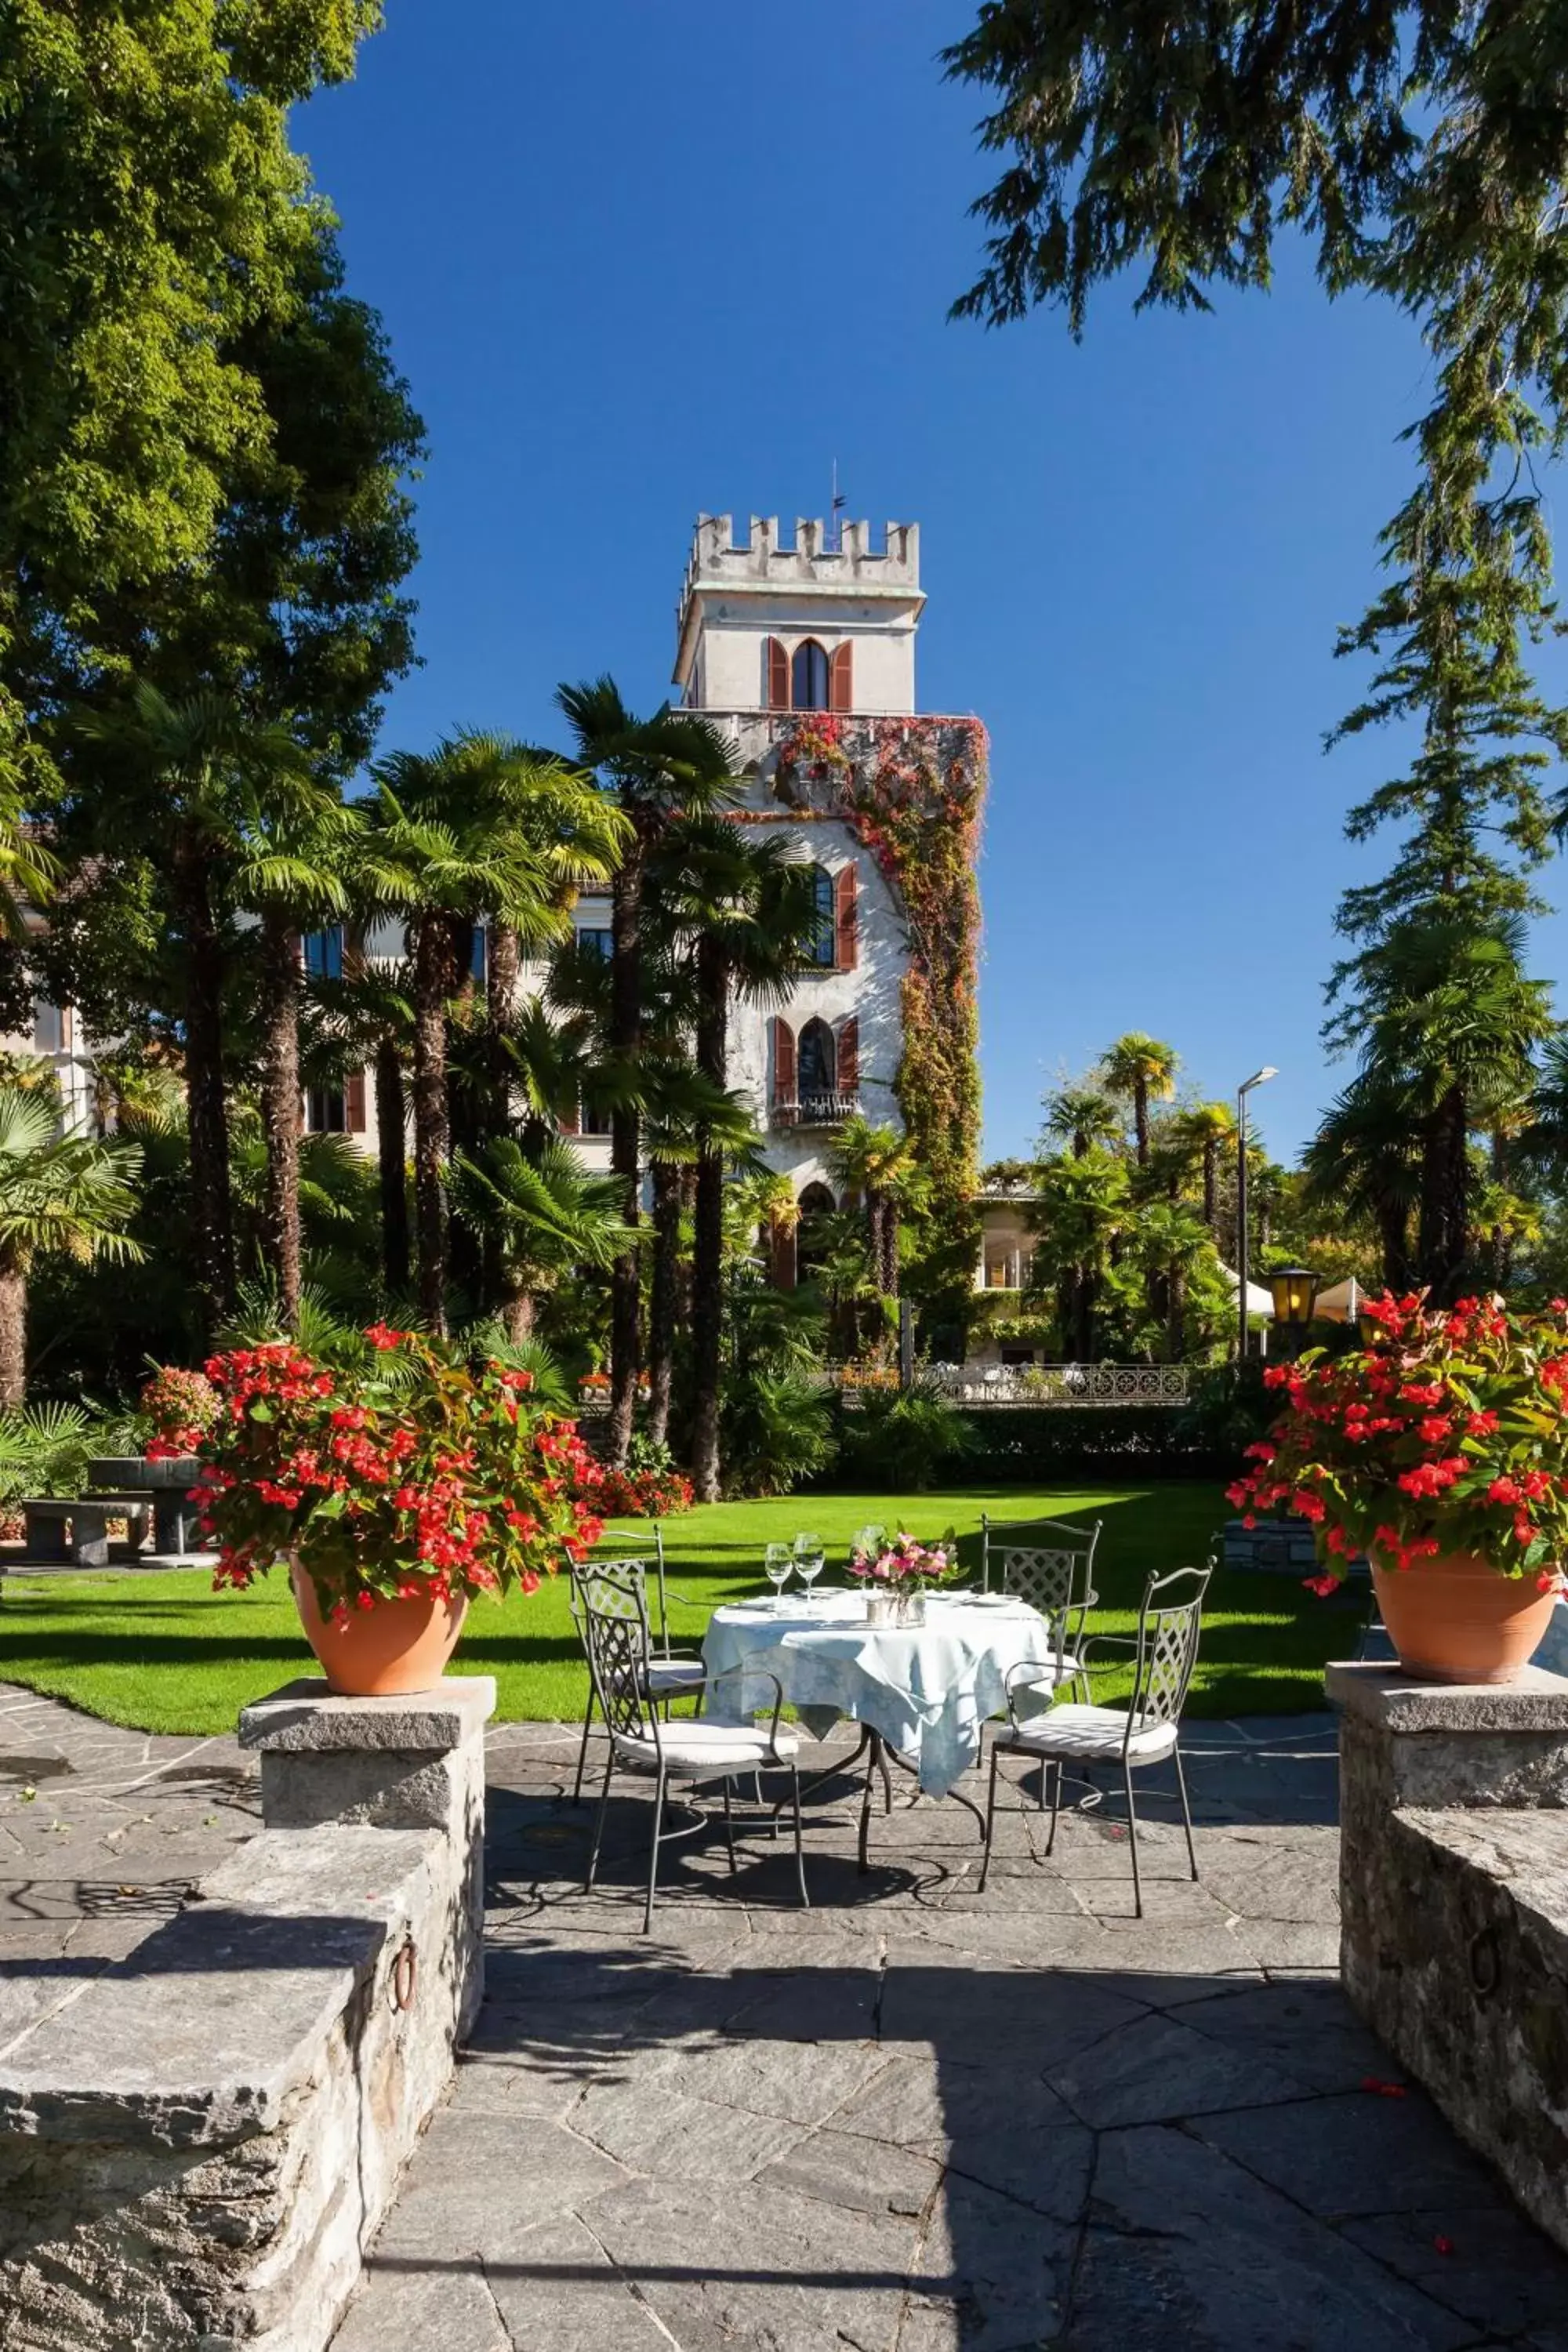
(239, 1676, 495, 2037)
(1328, 1661, 1568, 2255)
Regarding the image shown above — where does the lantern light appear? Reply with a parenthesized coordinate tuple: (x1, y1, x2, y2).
(1269, 1265, 1319, 1329)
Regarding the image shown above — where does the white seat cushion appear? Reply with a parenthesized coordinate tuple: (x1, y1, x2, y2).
(642, 1658, 706, 1695)
(613, 1720, 800, 1774)
(998, 1702, 1177, 1765)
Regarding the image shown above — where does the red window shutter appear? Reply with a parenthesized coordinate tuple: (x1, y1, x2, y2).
(834, 864, 858, 971)
(829, 641, 853, 713)
(346, 1070, 367, 1133)
(772, 1016, 797, 1105)
(767, 637, 789, 710)
(837, 1016, 859, 1093)
(771, 1218, 798, 1290)
(561, 1093, 580, 1136)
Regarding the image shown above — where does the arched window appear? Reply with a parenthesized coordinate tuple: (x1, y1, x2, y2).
(797, 1017, 837, 1100)
(796, 1181, 837, 1282)
(807, 866, 835, 967)
(791, 638, 830, 711)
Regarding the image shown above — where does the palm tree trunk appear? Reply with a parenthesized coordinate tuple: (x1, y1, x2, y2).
(1074, 1269, 1094, 1361)
(258, 910, 303, 1330)
(1167, 1265, 1185, 1363)
(1134, 1080, 1149, 1166)
(1418, 1082, 1468, 1301)
(1202, 1139, 1218, 1229)
(608, 840, 647, 1465)
(412, 913, 458, 1334)
(689, 935, 727, 1503)
(647, 1158, 681, 1447)
(375, 1038, 409, 1294)
(480, 921, 521, 1313)
(0, 1259, 26, 1406)
(173, 837, 234, 1342)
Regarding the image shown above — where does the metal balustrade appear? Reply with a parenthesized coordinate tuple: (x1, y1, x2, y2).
(813, 1363, 1193, 1407)
(770, 1090, 862, 1130)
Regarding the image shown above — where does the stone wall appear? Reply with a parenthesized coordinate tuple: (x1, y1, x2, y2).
(1330, 1663, 1568, 2255)
(0, 1677, 493, 2351)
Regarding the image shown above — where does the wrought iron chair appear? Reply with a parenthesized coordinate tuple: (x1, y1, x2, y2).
(979, 1512, 1102, 1700)
(569, 1541, 706, 1802)
(577, 1559, 809, 1931)
(979, 1563, 1212, 1917)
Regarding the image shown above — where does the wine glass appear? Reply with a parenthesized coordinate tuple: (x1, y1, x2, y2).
(764, 1542, 793, 1605)
(793, 1533, 824, 1598)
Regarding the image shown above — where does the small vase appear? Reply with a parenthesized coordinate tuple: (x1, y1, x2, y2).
(289, 1557, 468, 1697)
(1371, 1552, 1559, 1686)
(865, 1591, 895, 1627)
(894, 1590, 927, 1628)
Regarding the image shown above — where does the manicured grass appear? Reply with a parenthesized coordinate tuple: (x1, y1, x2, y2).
(0, 1486, 1363, 1737)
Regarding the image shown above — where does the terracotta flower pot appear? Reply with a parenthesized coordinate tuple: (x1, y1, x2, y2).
(1371, 1552, 1559, 1686)
(289, 1558, 468, 1697)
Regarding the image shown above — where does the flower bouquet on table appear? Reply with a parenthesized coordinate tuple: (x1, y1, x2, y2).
(848, 1526, 961, 1627)
(1227, 1290, 1568, 1685)
(192, 1326, 603, 1696)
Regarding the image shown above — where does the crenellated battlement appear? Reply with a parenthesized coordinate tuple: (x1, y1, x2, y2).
(677, 513, 920, 630)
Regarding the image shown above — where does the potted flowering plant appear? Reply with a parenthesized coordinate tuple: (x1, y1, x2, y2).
(192, 1326, 604, 1695)
(1228, 1291, 1568, 1683)
(848, 1526, 960, 1626)
(139, 1364, 220, 1460)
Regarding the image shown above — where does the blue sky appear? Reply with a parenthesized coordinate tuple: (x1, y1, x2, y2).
(301, 0, 1568, 1169)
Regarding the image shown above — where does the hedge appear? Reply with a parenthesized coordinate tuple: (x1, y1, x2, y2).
(943, 1403, 1242, 1483)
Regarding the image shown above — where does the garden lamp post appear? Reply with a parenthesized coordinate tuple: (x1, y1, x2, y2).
(1268, 1264, 1319, 1359)
(1236, 1067, 1278, 1359)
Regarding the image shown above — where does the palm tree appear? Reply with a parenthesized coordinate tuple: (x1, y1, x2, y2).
(1301, 1079, 1421, 1291)
(641, 1065, 760, 1448)
(368, 735, 626, 1334)
(1130, 1198, 1214, 1363)
(828, 1115, 922, 1305)
(72, 684, 325, 1338)
(304, 960, 417, 1297)
(1352, 916, 1550, 1298)
(1029, 1148, 1131, 1360)
(1174, 1101, 1236, 1229)
(659, 815, 822, 1500)
(1042, 1083, 1120, 1160)
(0, 1086, 143, 1403)
(449, 1136, 636, 1342)
(236, 793, 362, 1330)
(557, 680, 736, 1464)
(1100, 1033, 1180, 1166)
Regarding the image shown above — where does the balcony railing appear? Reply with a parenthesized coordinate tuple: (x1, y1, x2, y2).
(812, 1363, 1194, 1408)
(771, 1089, 861, 1131)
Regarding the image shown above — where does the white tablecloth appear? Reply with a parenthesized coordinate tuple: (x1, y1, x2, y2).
(701, 1588, 1063, 1798)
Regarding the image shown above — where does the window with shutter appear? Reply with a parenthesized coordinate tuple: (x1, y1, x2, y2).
(837, 1016, 859, 1093)
(834, 863, 858, 971)
(791, 639, 829, 711)
(772, 1016, 797, 1105)
(346, 1070, 368, 1134)
(766, 637, 789, 710)
(829, 642, 853, 713)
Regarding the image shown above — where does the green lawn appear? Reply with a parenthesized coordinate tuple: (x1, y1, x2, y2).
(0, 1486, 1362, 1737)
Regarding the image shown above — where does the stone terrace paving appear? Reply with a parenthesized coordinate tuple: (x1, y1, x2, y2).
(2, 1684, 1567, 2350)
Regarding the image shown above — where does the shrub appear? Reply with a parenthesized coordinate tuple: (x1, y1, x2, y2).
(721, 1370, 837, 1497)
(845, 1382, 976, 1490)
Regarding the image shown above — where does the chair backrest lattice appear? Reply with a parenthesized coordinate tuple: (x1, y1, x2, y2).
(1131, 1563, 1212, 1729)
(572, 1559, 655, 1740)
(982, 1515, 1102, 1626)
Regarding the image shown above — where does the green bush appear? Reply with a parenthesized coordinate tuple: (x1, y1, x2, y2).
(814, 1398, 1247, 1486)
(721, 1370, 837, 1497)
(844, 1382, 977, 1491)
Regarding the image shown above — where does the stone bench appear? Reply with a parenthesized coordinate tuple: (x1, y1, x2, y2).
(1329, 1662, 1568, 2256)
(0, 1676, 493, 2351)
(20, 1497, 152, 1569)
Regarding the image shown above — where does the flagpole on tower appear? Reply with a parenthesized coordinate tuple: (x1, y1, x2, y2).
(829, 459, 846, 551)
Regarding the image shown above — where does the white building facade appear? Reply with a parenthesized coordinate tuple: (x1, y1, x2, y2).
(670, 514, 985, 1286)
